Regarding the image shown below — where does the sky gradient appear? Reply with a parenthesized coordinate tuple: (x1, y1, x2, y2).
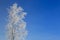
(0, 0, 60, 40)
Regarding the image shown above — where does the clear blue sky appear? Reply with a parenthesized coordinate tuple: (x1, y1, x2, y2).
(0, 0, 60, 40)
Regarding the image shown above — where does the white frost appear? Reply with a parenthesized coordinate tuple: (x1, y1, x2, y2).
(6, 3, 27, 40)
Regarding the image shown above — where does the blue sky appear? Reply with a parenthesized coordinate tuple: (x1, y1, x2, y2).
(0, 0, 60, 40)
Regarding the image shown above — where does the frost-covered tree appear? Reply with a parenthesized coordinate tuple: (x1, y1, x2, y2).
(6, 3, 27, 40)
